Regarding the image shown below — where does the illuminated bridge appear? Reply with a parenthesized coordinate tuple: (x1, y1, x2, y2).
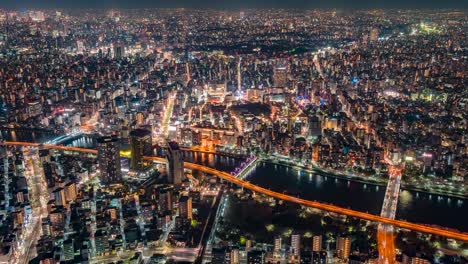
(378, 165, 403, 263)
(2, 141, 468, 242)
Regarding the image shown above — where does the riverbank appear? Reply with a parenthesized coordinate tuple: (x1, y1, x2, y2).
(262, 158, 467, 200)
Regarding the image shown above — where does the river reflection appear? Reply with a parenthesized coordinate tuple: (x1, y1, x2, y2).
(246, 162, 467, 231)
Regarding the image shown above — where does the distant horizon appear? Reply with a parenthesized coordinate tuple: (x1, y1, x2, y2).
(1, 0, 467, 10)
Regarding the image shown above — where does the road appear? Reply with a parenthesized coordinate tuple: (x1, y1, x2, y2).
(11, 148, 50, 264)
(378, 165, 402, 263)
(2, 141, 468, 242)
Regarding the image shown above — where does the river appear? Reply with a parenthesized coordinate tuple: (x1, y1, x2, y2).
(246, 162, 467, 232)
(2, 129, 466, 231)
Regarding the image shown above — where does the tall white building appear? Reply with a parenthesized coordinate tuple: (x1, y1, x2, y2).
(291, 234, 301, 257)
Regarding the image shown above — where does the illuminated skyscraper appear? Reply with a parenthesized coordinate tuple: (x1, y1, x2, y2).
(308, 116, 322, 137)
(113, 43, 125, 59)
(130, 129, 152, 171)
(158, 186, 173, 214)
(274, 237, 282, 258)
(291, 234, 301, 257)
(178, 195, 192, 219)
(273, 66, 288, 87)
(97, 135, 122, 184)
(336, 236, 351, 261)
(312, 235, 322, 252)
(167, 141, 184, 186)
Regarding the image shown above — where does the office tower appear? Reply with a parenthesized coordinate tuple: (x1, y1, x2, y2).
(273, 66, 288, 87)
(312, 235, 322, 252)
(336, 236, 351, 261)
(158, 187, 173, 214)
(166, 141, 184, 186)
(113, 44, 124, 59)
(291, 234, 301, 257)
(308, 115, 322, 137)
(53, 187, 66, 207)
(312, 251, 327, 264)
(97, 135, 122, 184)
(178, 195, 192, 219)
(130, 129, 152, 171)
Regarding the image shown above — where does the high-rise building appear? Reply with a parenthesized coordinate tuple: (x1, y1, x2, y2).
(273, 66, 288, 87)
(312, 235, 322, 252)
(336, 237, 351, 261)
(158, 187, 173, 214)
(308, 116, 322, 137)
(230, 248, 240, 264)
(274, 237, 282, 256)
(97, 135, 122, 184)
(167, 141, 184, 186)
(113, 43, 125, 59)
(273, 237, 283, 252)
(291, 234, 301, 257)
(130, 129, 152, 171)
(179, 195, 192, 219)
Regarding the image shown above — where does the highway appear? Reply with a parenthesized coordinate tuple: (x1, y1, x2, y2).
(2, 141, 468, 242)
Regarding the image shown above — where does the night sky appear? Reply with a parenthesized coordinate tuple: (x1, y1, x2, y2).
(0, 0, 467, 9)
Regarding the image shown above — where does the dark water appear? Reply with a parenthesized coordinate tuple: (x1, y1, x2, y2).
(155, 147, 240, 173)
(246, 162, 467, 231)
(0, 129, 96, 148)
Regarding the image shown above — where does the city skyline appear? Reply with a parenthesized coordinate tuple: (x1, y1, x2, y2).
(1, 0, 467, 9)
(0, 7, 466, 264)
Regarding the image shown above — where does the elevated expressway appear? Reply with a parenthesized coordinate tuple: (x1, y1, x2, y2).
(2, 141, 468, 242)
